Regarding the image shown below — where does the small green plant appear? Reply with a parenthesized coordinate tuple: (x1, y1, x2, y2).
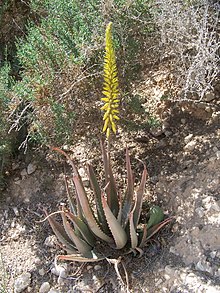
(44, 23, 171, 264)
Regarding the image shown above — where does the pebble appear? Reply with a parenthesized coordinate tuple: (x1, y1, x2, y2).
(184, 140, 197, 151)
(12, 207, 19, 216)
(51, 263, 67, 284)
(181, 118, 186, 124)
(203, 91, 215, 102)
(48, 289, 60, 293)
(196, 260, 213, 274)
(44, 235, 57, 248)
(39, 268, 46, 276)
(27, 163, 37, 175)
(94, 265, 102, 271)
(14, 272, 31, 293)
(20, 168, 27, 177)
(184, 133, 193, 143)
(39, 282, 51, 293)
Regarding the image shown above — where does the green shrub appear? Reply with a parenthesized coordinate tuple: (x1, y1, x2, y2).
(8, 0, 154, 148)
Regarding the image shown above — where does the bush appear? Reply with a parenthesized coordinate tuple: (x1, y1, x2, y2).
(153, 0, 220, 100)
(7, 0, 154, 148)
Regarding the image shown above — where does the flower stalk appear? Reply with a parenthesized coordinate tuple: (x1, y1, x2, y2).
(101, 22, 120, 139)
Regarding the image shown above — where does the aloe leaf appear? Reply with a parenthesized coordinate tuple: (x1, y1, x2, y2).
(102, 194, 127, 249)
(147, 206, 164, 229)
(146, 218, 172, 241)
(58, 253, 105, 262)
(133, 165, 147, 229)
(44, 210, 76, 253)
(120, 148, 134, 228)
(87, 163, 109, 233)
(52, 147, 113, 243)
(138, 224, 147, 248)
(73, 174, 113, 243)
(65, 211, 95, 247)
(129, 210, 138, 249)
(100, 139, 119, 216)
(61, 213, 93, 258)
(64, 173, 76, 215)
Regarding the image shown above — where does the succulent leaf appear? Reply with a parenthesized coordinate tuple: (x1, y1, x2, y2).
(44, 210, 76, 253)
(101, 139, 119, 216)
(72, 173, 113, 243)
(129, 210, 138, 249)
(64, 211, 95, 247)
(146, 218, 172, 241)
(133, 165, 147, 229)
(58, 252, 105, 262)
(138, 224, 147, 248)
(87, 163, 109, 233)
(147, 206, 164, 229)
(61, 212, 93, 258)
(102, 193, 127, 249)
(120, 148, 134, 228)
(52, 146, 113, 243)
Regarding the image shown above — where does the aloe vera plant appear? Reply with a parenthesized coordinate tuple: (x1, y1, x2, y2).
(45, 140, 171, 262)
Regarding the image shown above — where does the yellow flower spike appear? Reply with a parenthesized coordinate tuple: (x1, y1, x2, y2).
(101, 22, 120, 139)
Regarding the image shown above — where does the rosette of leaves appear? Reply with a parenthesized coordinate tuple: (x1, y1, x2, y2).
(44, 141, 171, 262)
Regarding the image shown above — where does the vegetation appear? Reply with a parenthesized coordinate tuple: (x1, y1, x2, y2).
(45, 140, 171, 262)
(43, 24, 171, 276)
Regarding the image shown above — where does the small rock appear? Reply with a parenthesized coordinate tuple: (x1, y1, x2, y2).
(12, 207, 19, 216)
(94, 265, 102, 271)
(44, 235, 57, 248)
(164, 130, 172, 137)
(51, 263, 67, 284)
(181, 118, 186, 124)
(150, 128, 164, 137)
(203, 91, 215, 102)
(196, 260, 213, 274)
(14, 272, 31, 293)
(164, 274, 170, 280)
(210, 251, 217, 259)
(20, 169, 27, 177)
(155, 279, 163, 286)
(195, 207, 205, 217)
(184, 134, 193, 143)
(12, 162, 20, 170)
(164, 265, 175, 276)
(39, 282, 51, 293)
(184, 140, 197, 152)
(48, 289, 60, 293)
(27, 163, 37, 175)
(38, 268, 45, 276)
(87, 265, 93, 271)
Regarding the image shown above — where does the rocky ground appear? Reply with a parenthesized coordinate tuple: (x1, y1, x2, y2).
(0, 67, 220, 292)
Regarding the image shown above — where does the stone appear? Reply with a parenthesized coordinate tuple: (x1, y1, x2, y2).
(94, 265, 102, 271)
(39, 282, 51, 293)
(12, 207, 19, 216)
(184, 140, 197, 152)
(27, 163, 37, 175)
(20, 169, 27, 177)
(184, 133, 193, 143)
(51, 263, 67, 284)
(38, 268, 46, 276)
(48, 289, 60, 293)
(203, 91, 215, 102)
(14, 272, 31, 293)
(44, 235, 57, 248)
(196, 260, 213, 274)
